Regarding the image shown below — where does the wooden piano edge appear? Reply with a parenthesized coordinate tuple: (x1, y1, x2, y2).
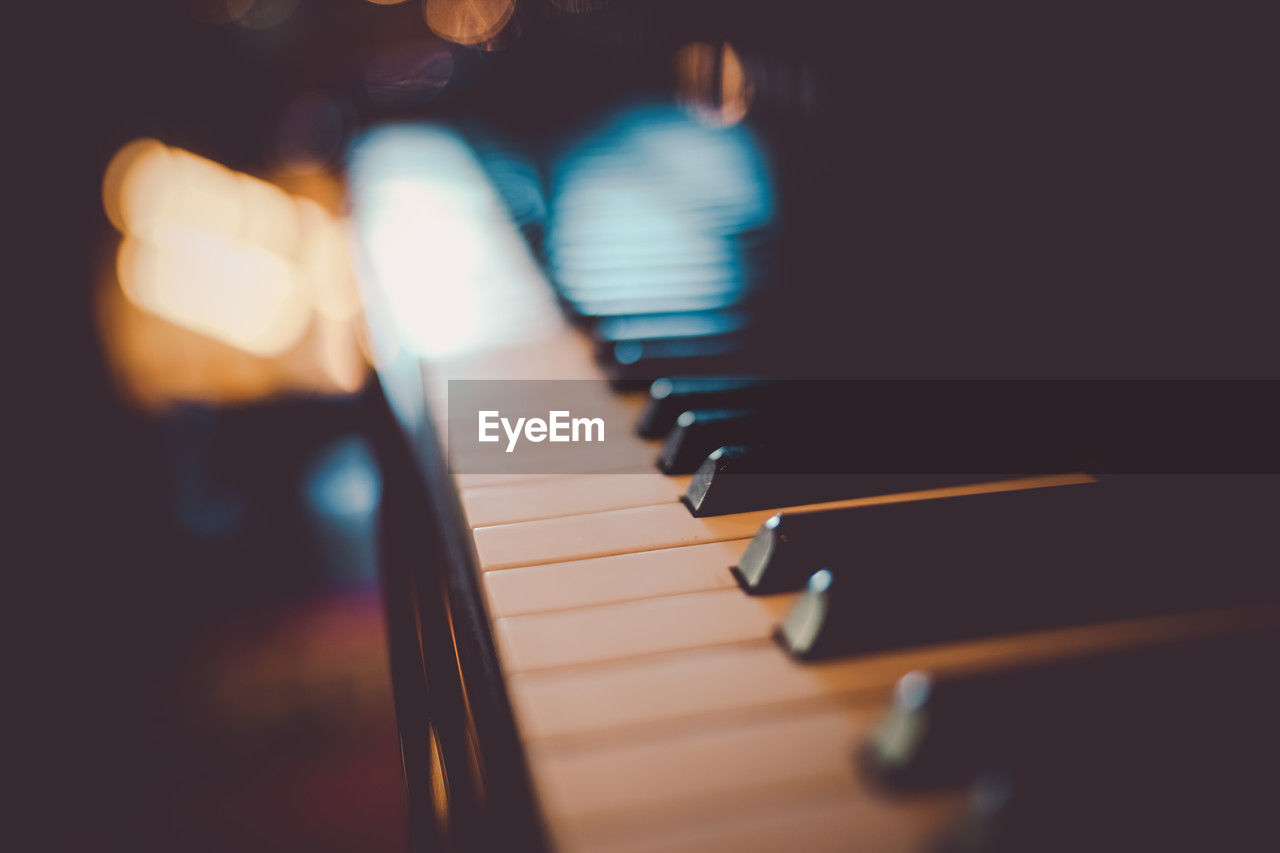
(366, 378, 551, 852)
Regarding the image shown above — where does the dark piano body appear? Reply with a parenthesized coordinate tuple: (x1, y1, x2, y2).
(355, 3, 1280, 850)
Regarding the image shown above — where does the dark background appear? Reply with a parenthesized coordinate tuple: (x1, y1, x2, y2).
(23, 0, 1278, 849)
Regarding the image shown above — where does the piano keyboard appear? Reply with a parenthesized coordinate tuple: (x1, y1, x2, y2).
(350, 125, 1280, 852)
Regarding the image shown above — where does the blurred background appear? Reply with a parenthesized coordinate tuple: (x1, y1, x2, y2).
(28, 0, 1275, 849)
(45, 3, 808, 849)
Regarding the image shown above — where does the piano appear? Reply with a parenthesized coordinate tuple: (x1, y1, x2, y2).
(345, 115, 1280, 852)
(67, 1, 1280, 848)
(336, 4, 1280, 849)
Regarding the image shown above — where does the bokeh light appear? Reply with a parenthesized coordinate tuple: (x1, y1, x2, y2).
(423, 0, 516, 48)
(297, 198, 362, 322)
(544, 105, 773, 316)
(100, 139, 368, 406)
(101, 137, 168, 234)
(675, 42, 752, 127)
(116, 229, 309, 357)
(348, 124, 566, 364)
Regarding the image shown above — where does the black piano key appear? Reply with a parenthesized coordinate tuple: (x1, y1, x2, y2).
(686, 446, 836, 516)
(566, 292, 742, 319)
(637, 377, 778, 438)
(649, 381, 1110, 469)
(591, 311, 751, 346)
(948, 761, 1280, 853)
(654, 390, 854, 472)
(601, 334, 757, 389)
(860, 624, 1280, 792)
(561, 280, 744, 311)
(688, 446, 1007, 518)
(774, 476, 1280, 660)
(939, 642, 1280, 853)
(733, 476, 1080, 593)
(655, 408, 767, 474)
(595, 332, 742, 364)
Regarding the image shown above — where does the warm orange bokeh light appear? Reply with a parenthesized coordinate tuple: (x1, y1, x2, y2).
(675, 42, 752, 127)
(423, 0, 516, 48)
(116, 229, 309, 357)
(101, 137, 170, 235)
(297, 199, 362, 323)
(99, 139, 368, 407)
(103, 140, 301, 249)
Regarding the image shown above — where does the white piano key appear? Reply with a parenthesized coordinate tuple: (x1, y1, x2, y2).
(476, 501, 757, 571)
(454, 473, 574, 490)
(507, 606, 1269, 745)
(531, 705, 869, 824)
(444, 428, 655, 478)
(569, 782, 960, 853)
(461, 474, 691, 527)
(423, 331, 602, 385)
(483, 539, 748, 618)
(532, 703, 965, 852)
(493, 588, 796, 673)
(473, 474, 1095, 570)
